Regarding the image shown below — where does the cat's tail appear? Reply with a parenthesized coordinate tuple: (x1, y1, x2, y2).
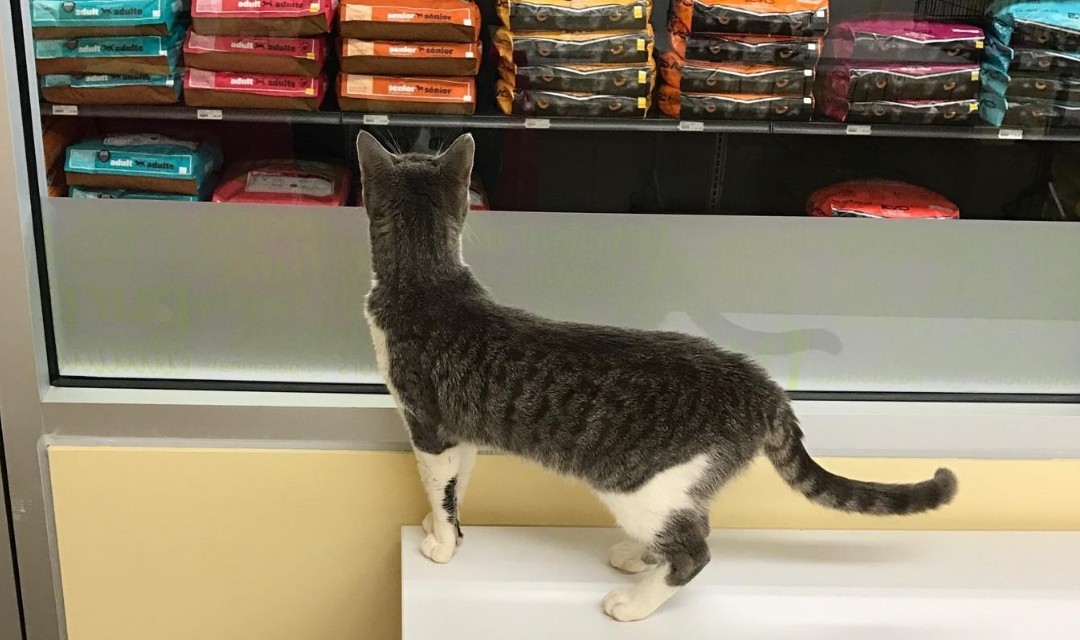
(763, 404, 957, 515)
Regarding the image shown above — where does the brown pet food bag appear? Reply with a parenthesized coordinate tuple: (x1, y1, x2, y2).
(339, 0, 481, 42)
(338, 73, 476, 114)
(184, 32, 328, 77)
(191, 0, 337, 36)
(339, 39, 480, 76)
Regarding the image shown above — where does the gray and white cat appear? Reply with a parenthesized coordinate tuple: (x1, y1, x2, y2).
(356, 131, 958, 622)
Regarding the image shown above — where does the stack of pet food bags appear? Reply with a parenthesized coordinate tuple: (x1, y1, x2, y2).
(64, 133, 224, 201)
(493, 0, 656, 119)
(981, 1, 1080, 128)
(183, 0, 335, 111)
(337, 0, 481, 114)
(32, 0, 185, 105)
(817, 18, 984, 126)
(659, 0, 825, 121)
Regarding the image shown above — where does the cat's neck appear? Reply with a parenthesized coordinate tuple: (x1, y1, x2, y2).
(369, 233, 472, 291)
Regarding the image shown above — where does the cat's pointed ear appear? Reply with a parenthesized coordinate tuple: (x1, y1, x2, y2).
(438, 133, 474, 181)
(355, 130, 394, 180)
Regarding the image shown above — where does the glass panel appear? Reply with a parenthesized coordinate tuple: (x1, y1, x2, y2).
(9, 0, 1080, 393)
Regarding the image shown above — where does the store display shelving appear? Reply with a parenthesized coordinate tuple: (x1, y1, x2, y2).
(42, 102, 1080, 142)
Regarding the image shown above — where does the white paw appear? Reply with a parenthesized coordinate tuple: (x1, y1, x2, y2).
(602, 587, 655, 622)
(608, 541, 655, 574)
(422, 512, 433, 534)
(420, 533, 458, 564)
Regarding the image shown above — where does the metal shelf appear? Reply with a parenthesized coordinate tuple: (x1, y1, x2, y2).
(40, 102, 1080, 141)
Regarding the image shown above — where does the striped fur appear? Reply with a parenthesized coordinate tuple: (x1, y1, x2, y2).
(356, 131, 959, 621)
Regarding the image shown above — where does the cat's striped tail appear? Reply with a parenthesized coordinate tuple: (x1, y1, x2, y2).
(763, 404, 957, 515)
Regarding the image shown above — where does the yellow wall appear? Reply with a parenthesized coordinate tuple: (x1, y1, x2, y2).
(48, 446, 1080, 640)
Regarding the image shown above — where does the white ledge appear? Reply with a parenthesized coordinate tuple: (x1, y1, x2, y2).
(403, 527, 1079, 639)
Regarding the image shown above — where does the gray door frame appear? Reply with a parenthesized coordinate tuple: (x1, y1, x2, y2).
(0, 436, 24, 640)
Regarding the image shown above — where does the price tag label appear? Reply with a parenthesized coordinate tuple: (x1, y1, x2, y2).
(196, 109, 223, 121)
(998, 128, 1023, 140)
(678, 121, 705, 132)
(524, 118, 551, 129)
(846, 124, 873, 136)
(363, 114, 390, 125)
(51, 104, 78, 116)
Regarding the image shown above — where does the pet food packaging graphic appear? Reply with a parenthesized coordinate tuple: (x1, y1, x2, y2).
(31, 0, 185, 38)
(494, 27, 654, 65)
(822, 63, 980, 102)
(824, 19, 985, 64)
(212, 159, 350, 206)
(184, 68, 328, 110)
(64, 134, 224, 195)
(670, 0, 828, 37)
(496, 80, 650, 117)
(496, 0, 652, 32)
(69, 186, 215, 200)
(191, 0, 338, 36)
(338, 73, 476, 113)
(659, 84, 812, 120)
(807, 179, 960, 219)
(498, 58, 655, 97)
(339, 0, 481, 42)
(34, 27, 184, 75)
(39, 72, 183, 104)
(183, 32, 328, 77)
(339, 39, 480, 76)
(669, 30, 822, 66)
(659, 51, 812, 95)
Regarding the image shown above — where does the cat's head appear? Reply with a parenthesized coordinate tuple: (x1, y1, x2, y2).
(355, 131, 475, 250)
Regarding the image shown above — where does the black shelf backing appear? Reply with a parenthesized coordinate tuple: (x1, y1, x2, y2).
(41, 102, 1079, 141)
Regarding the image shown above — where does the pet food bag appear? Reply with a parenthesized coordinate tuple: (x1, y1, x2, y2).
(183, 33, 329, 77)
(496, 80, 650, 117)
(494, 27, 654, 65)
(39, 72, 183, 104)
(659, 51, 813, 95)
(807, 179, 959, 218)
(658, 84, 812, 119)
(64, 134, 223, 195)
(31, 0, 184, 38)
(338, 73, 476, 114)
(212, 159, 351, 206)
(824, 19, 984, 64)
(35, 27, 184, 75)
(191, 0, 338, 36)
(340, 39, 481, 76)
(339, 0, 481, 42)
(183, 69, 328, 110)
(496, 0, 652, 32)
(670, 0, 828, 37)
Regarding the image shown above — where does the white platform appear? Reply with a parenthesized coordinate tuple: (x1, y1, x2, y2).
(402, 527, 1080, 639)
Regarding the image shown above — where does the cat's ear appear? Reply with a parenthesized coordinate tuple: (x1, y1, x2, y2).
(438, 133, 474, 182)
(355, 130, 394, 180)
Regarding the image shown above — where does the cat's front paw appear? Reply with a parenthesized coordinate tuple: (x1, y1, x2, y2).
(421, 533, 458, 564)
(602, 587, 656, 622)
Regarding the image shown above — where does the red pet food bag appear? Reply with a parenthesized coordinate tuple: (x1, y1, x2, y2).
(212, 159, 351, 206)
(807, 179, 959, 218)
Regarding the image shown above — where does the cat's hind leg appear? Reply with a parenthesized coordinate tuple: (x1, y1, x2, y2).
(414, 442, 475, 564)
(422, 443, 478, 537)
(597, 454, 713, 622)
